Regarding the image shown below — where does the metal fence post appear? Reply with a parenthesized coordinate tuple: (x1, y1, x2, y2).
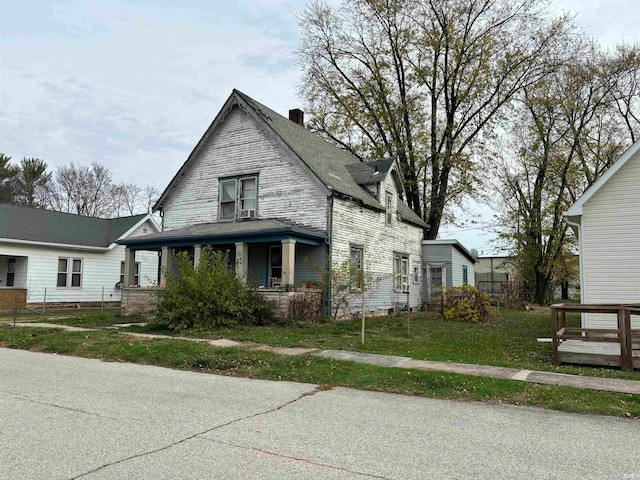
(42, 288, 47, 315)
(101, 287, 104, 310)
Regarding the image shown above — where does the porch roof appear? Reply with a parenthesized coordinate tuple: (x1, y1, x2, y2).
(118, 219, 327, 249)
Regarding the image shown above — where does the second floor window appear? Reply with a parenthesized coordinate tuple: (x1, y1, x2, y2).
(219, 175, 258, 221)
(385, 193, 393, 225)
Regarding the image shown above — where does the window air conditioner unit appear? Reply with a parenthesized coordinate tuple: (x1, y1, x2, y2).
(240, 209, 256, 219)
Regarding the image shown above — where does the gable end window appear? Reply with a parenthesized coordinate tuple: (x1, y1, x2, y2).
(57, 258, 82, 288)
(385, 193, 393, 225)
(219, 175, 258, 221)
(393, 253, 409, 293)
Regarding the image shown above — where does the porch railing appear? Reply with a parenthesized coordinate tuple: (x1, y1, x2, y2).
(551, 303, 640, 371)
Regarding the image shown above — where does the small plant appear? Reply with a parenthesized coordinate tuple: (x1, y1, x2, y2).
(154, 247, 275, 330)
(442, 285, 492, 323)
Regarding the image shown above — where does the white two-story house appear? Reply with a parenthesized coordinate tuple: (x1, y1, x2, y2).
(119, 89, 428, 315)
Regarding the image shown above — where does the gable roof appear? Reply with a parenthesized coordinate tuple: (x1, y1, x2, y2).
(0, 203, 152, 249)
(155, 89, 428, 229)
(566, 139, 640, 219)
(422, 239, 478, 264)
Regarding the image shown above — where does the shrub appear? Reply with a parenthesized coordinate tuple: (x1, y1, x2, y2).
(154, 248, 275, 330)
(288, 291, 324, 323)
(442, 285, 492, 323)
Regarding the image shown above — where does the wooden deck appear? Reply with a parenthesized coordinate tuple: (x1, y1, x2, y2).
(551, 303, 640, 371)
(557, 340, 640, 369)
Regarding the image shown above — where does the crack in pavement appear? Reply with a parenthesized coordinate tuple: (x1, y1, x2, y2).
(0, 389, 121, 421)
(70, 385, 331, 479)
(196, 437, 392, 479)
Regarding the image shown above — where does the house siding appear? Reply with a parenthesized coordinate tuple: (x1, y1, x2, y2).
(422, 245, 453, 287)
(580, 147, 640, 329)
(162, 105, 327, 232)
(451, 248, 475, 287)
(0, 219, 159, 304)
(331, 171, 423, 315)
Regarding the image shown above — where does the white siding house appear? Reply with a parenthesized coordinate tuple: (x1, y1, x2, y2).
(0, 204, 159, 306)
(120, 89, 428, 316)
(421, 240, 477, 303)
(565, 139, 640, 329)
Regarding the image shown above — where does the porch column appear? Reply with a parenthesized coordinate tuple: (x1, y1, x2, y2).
(160, 246, 173, 287)
(193, 244, 202, 269)
(235, 242, 249, 282)
(123, 248, 136, 286)
(281, 239, 296, 287)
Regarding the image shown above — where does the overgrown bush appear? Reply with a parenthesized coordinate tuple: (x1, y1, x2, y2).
(288, 291, 324, 322)
(442, 285, 492, 323)
(154, 248, 275, 330)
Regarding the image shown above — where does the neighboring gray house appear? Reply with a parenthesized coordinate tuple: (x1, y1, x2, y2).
(422, 239, 477, 303)
(565, 139, 640, 329)
(0, 203, 159, 306)
(119, 89, 428, 315)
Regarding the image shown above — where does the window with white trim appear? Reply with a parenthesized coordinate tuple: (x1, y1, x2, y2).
(219, 175, 258, 221)
(462, 265, 469, 285)
(350, 246, 364, 288)
(120, 261, 141, 285)
(394, 253, 409, 293)
(413, 266, 419, 285)
(385, 192, 393, 225)
(57, 258, 82, 288)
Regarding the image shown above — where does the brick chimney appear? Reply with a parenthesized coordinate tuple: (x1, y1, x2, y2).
(288, 108, 304, 126)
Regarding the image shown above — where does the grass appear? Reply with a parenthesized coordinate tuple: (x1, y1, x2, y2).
(114, 307, 638, 381)
(1, 325, 638, 419)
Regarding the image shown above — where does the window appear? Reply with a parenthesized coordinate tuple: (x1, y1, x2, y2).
(385, 192, 393, 225)
(350, 246, 364, 288)
(219, 179, 237, 220)
(413, 266, 419, 285)
(57, 258, 82, 288)
(120, 261, 141, 285)
(462, 265, 469, 286)
(219, 175, 258, 221)
(394, 253, 409, 293)
(240, 177, 256, 211)
(6, 258, 15, 287)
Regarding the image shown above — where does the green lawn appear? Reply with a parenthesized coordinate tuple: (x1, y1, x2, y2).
(1, 325, 638, 418)
(12, 306, 640, 381)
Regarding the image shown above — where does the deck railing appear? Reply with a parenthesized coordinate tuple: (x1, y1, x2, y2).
(551, 303, 640, 371)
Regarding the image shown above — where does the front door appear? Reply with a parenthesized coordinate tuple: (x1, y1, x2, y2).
(428, 264, 445, 304)
(268, 245, 282, 287)
(6, 258, 16, 287)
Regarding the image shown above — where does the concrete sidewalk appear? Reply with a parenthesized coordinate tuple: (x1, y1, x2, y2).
(5, 321, 640, 395)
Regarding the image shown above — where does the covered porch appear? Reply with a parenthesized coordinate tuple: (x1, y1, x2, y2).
(118, 220, 328, 315)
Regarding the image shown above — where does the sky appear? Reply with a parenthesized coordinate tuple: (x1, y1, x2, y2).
(1, 0, 639, 255)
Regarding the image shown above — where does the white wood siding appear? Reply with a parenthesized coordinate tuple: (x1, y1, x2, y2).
(581, 148, 640, 328)
(0, 220, 159, 304)
(331, 171, 423, 314)
(451, 248, 475, 287)
(162, 106, 327, 232)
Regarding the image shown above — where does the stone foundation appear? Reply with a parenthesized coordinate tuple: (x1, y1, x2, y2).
(120, 286, 323, 318)
(121, 287, 163, 316)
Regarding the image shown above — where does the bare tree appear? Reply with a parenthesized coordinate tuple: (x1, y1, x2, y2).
(296, 0, 575, 238)
(45, 162, 117, 217)
(494, 43, 640, 303)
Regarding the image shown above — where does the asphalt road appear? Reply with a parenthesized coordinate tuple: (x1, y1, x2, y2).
(1, 348, 638, 480)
